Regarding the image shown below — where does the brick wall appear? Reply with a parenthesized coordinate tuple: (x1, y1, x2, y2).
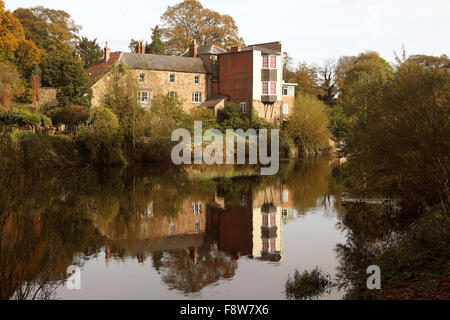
(282, 96, 295, 121)
(219, 51, 253, 103)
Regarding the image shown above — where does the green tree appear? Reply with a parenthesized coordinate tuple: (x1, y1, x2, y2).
(147, 25, 165, 55)
(41, 50, 91, 106)
(345, 53, 450, 213)
(77, 106, 124, 165)
(102, 63, 148, 153)
(286, 94, 331, 155)
(76, 37, 103, 69)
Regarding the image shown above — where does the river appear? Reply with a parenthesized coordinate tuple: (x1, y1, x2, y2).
(0, 157, 352, 300)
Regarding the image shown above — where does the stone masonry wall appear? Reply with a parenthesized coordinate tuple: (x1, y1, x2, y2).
(91, 69, 208, 113)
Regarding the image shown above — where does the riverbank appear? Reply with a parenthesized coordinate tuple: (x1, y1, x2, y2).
(344, 204, 450, 300)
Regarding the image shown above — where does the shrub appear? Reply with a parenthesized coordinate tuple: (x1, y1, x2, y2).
(42, 105, 89, 125)
(0, 107, 52, 127)
(285, 267, 334, 300)
(328, 105, 349, 141)
(190, 106, 219, 132)
(77, 107, 125, 166)
(286, 94, 331, 155)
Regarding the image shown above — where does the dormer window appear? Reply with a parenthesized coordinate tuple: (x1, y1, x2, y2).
(139, 73, 145, 82)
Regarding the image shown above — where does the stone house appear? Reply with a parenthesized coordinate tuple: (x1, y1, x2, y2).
(88, 40, 297, 126)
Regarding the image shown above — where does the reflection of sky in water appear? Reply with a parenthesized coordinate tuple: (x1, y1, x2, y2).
(56, 198, 346, 300)
(2, 158, 348, 300)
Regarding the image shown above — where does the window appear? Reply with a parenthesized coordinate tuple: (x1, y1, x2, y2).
(195, 221, 201, 232)
(170, 73, 175, 83)
(168, 91, 177, 98)
(283, 103, 289, 115)
(137, 91, 152, 107)
(194, 75, 200, 85)
(270, 56, 277, 69)
(139, 73, 145, 82)
(283, 86, 295, 96)
(193, 202, 202, 215)
(169, 223, 176, 235)
(262, 55, 277, 69)
(240, 102, 247, 114)
(262, 82, 269, 95)
(282, 189, 289, 203)
(263, 82, 277, 95)
(262, 55, 269, 69)
(192, 92, 202, 103)
(270, 82, 277, 95)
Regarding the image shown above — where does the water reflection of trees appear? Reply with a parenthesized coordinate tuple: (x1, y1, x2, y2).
(0, 157, 343, 299)
(334, 201, 412, 299)
(158, 246, 238, 294)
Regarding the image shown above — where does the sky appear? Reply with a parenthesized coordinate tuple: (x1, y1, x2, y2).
(5, 0, 450, 66)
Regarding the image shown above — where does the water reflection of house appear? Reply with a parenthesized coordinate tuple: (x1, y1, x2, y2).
(281, 186, 298, 222)
(206, 190, 254, 259)
(99, 197, 207, 264)
(205, 185, 284, 262)
(252, 186, 283, 261)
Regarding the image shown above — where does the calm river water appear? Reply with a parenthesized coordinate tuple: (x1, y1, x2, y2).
(0, 157, 351, 300)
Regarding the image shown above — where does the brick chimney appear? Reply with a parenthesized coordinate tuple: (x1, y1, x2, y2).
(141, 40, 146, 54)
(189, 39, 197, 58)
(231, 46, 241, 53)
(104, 42, 110, 63)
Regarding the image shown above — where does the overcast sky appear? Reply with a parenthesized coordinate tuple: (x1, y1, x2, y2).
(6, 0, 450, 66)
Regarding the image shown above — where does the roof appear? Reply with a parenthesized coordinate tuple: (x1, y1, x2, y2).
(120, 52, 208, 74)
(87, 52, 208, 85)
(86, 52, 121, 85)
(198, 45, 227, 55)
(240, 45, 281, 55)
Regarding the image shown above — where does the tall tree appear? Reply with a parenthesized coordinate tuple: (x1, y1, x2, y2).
(0, 1, 41, 76)
(160, 0, 245, 54)
(41, 50, 91, 106)
(76, 37, 103, 69)
(147, 25, 165, 55)
(129, 26, 166, 55)
(337, 51, 393, 119)
(13, 6, 81, 56)
(318, 60, 337, 106)
(283, 52, 295, 82)
(290, 63, 320, 97)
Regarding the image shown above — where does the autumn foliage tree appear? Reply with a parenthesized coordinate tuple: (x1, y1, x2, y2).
(13, 6, 80, 56)
(0, 0, 41, 76)
(160, 0, 245, 54)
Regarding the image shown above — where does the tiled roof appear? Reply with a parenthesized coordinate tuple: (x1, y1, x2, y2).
(120, 52, 208, 74)
(86, 52, 121, 85)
